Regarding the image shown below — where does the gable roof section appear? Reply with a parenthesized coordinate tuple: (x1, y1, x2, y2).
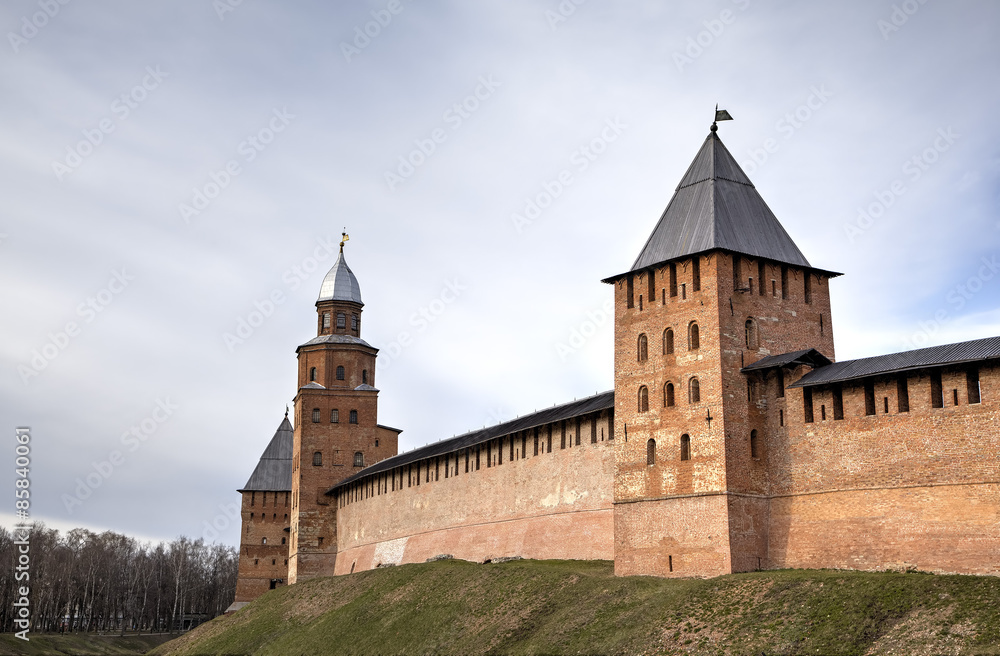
(604, 129, 840, 282)
(789, 336, 1000, 388)
(741, 348, 832, 373)
(329, 390, 614, 493)
(239, 416, 294, 492)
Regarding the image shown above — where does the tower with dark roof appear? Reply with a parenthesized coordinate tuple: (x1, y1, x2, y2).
(287, 241, 401, 583)
(605, 124, 840, 577)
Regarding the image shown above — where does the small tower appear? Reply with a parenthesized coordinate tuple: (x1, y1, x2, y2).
(288, 235, 401, 583)
(605, 120, 839, 578)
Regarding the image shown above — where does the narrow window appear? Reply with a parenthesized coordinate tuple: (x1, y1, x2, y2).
(771, 280, 777, 296)
(323, 312, 331, 328)
(804, 274, 812, 305)
(952, 389, 959, 406)
(337, 313, 346, 329)
(669, 555, 673, 572)
(930, 372, 943, 408)
(680, 434, 690, 461)
(646, 439, 656, 466)
(747, 379, 756, 404)
(534, 428, 539, 456)
(833, 386, 844, 420)
(732, 254, 742, 291)
(648, 270, 656, 305)
(745, 319, 757, 349)
(664, 382, 675, 407)
(331, 409, 339, 423)
(897, 377, 910, 412)
(688, 322, 700, 350)
(779, 409, 784, 426)
(777, 368, 785, 397)
(313, 451, 322, 466)
(820, 404, 826, 420)
(353, 452, 364, 467)
(637, 334, 648, 362)
(803, 388, 814, 423)
(349, 409, 358, 424)
(362, 369, 368, 385)
(750, 429, 758, 458)
(663, 328, 674, 354)
(560, 422, 566, 449)
(575, 417, 581, 446)
(692, 257, 701, 292)
(547, 426, 552, 453)
(626, 276, 634, 309)
(638, 386, 649, 413)
(758, 261, 766, 296)
(864, 381, 876, 416)
(351, 314, 358, 331)
(476, 447, 480, 470)
(591, 416, 597, 444)
(967, 369, 981, 404)
(311, 408, 320, 423)
(309, 367, 317, 382)
(689, 377, 700, 404)
(885, 396, 890, 413)
(375, 438, 379, 447)
(337, 366, 345, 381)
(781, 266, 789, 300)
(639, 294, 643, 311)
(680, 283, 686, 300)
(669, 263, 678, 297)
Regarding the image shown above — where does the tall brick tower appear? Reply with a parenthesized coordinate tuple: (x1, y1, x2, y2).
(288, 235, 401, 583)
(605, 121, 839, 578)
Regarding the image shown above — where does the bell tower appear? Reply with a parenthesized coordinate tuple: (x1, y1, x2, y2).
(606, 119, 839, 578)
(287, 234, 401, 583)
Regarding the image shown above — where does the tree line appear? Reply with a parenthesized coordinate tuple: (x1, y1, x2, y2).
(0, 522, 237, 634)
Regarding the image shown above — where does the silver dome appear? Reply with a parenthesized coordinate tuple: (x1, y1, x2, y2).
(318, 251, 363, 304)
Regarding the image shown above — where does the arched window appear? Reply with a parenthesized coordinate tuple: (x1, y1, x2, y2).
(637, 334, 648, 362)
(311, 408, 320, 423)
(688, 322, 700, 350)
(680, 434, 691, 461)
(750, 430, 759, 458)
(353, 452, 364, 467)
(309, 367, 317, 382)
(745, 318, 758, 349)
(638, 386, 649, 413)
(336, 366, 345, 381)
(349, 409, 358, 424)
(351, 314, 359, 331)
(337, 313, 346, 329)
(663, 328, 674, 355)
(281, 537, 286, 545)
(322, 312, 331, 328)
(330, 409, 339, 423)
(647, 439, 656, 466)
(312, 451, 322, 466)
(362, 369, 368, 385)
(664, 382, 675, 407)
(261, 538, 267, 545)
(689, 377, 700, 404)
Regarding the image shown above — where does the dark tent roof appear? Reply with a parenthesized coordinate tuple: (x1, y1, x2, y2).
(789, 336, 1000, 388)
(741, 348, 832, 373)
(604, 128, 840, 282)
(329, 391, 614, 493)
(238, 416, 293, 492)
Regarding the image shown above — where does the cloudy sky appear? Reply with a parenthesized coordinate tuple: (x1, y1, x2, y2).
(1, 0, 998, 546)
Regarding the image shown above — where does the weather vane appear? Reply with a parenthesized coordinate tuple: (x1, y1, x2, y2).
(711, 104, 733, 132)
(340, 228, 350, 253)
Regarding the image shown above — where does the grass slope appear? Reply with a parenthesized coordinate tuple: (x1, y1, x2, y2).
(0, 633, 172, 655)
(151, 559, 1000, 656)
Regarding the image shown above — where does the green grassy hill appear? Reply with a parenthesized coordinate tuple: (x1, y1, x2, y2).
(0, 633, 172, 655)
(151, 559, 1000, 656)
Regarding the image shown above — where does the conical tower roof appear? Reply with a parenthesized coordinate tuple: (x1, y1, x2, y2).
(238, 415, 293, 492)
(615, 127, 821, 278)
(318, 250, 363, 304)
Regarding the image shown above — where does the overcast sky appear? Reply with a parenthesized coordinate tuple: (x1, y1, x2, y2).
(1, 0, 998, 546)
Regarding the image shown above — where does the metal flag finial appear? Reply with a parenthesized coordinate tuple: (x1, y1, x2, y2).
(340, 228, 350, 253)
(711, 104, 733, 132)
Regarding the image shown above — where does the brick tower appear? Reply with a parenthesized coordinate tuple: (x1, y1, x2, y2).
(287, 235, 401, 583)
(605, 121, 839, 577)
